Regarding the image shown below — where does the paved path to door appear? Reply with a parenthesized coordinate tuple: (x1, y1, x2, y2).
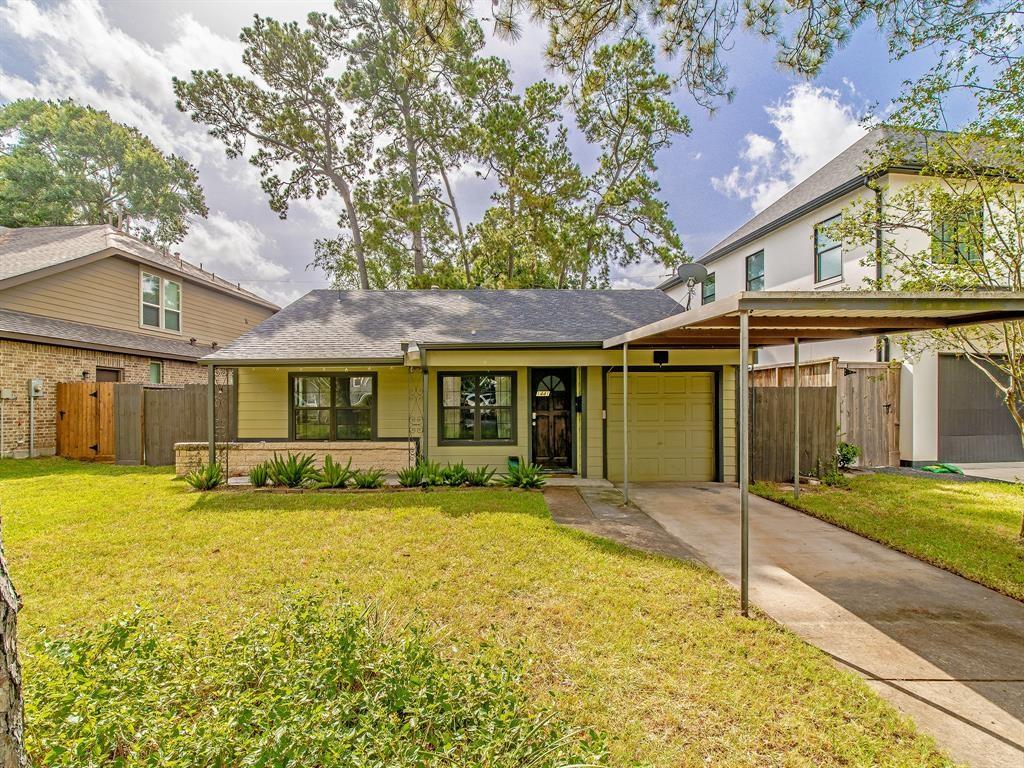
(545, 483, 1024, 768)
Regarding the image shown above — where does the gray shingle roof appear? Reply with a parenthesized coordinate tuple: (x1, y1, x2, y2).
(0, 307, 211, 360)
(0, 225, 277, 309)
(203, 289, 684, 363)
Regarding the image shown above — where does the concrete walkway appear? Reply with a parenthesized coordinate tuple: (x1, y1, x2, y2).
(614, 482, 1024, 768)
(958, 462, 1024, 483)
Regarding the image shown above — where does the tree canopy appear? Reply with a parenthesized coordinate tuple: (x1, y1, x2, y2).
(0, 99, 207, 245)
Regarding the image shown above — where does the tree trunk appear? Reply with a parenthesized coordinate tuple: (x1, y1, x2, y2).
(330, 174, 370, 290)
(0, 526, 26, 768)
(401, 100, 425, 278)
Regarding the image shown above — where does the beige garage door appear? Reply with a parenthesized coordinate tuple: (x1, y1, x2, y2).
(606, 371, 715, 482)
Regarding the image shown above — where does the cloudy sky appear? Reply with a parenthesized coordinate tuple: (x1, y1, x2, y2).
(0, 0, 943, 305)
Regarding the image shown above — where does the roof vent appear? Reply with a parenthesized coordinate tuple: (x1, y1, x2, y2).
(189, 337, 197, 346)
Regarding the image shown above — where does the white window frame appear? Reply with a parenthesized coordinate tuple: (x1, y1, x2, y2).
(140, 270, 182, 334)
(149, 361, 163, 384)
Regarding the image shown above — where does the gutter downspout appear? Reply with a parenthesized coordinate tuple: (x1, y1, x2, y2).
(421, 349, 429, 463)
(874, 184, 888, 363)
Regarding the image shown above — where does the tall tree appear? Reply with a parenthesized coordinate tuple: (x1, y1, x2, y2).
(174, 14, 374, 288)
(0, 525, 26, 768)
(572, 38, 690, 287)
(0, 99, 207, 246)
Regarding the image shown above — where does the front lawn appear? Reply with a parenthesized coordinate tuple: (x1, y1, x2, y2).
(2, 459, 950, 766)
(754, 473, 1024, 600)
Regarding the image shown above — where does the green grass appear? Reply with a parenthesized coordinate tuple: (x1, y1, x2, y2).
(754, 474, 1024, 600)
(2, 458, 951, 766)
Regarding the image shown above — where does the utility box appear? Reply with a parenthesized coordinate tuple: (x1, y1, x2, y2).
(28, 379, 44, 398)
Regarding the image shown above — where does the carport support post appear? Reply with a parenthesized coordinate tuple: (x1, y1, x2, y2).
(739, 311, 750, 617)
(793, 337, 800, 499)
(207, 364, 216, 466)
(622, 342, 630, 503)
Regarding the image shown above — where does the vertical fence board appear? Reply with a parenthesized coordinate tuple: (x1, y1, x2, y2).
(114, 384, 144, 465)
(751, 386, 837, 482)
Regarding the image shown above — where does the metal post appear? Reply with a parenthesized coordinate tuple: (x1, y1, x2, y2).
(421, 351, 429, 463)
(793, 337, 800, 498)
(207, 364, 216, 465)
(739, 311, 750, 617)
(623, 342, 629, 503)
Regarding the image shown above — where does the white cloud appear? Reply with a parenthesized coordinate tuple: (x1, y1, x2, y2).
(712, 83, 868, 212)
(609, 260, 670, 290)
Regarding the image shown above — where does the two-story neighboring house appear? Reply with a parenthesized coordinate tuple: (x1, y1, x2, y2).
(661, 128, 1022, 467)
(0, 224, 278, 458)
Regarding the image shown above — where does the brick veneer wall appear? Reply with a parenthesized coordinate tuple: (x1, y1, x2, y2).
(0, 339, 207, 458)
(175, 441, 417, 477)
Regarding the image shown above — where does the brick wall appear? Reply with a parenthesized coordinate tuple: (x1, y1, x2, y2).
(175, 441, 417, 477)
(0, 339, 207, 458)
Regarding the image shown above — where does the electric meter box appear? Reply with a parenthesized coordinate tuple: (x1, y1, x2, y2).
(28, 379, 44, 398)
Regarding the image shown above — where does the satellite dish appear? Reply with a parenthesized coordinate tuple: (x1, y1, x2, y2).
(674, 263, 709, 311)
(675, 263, 708, 284)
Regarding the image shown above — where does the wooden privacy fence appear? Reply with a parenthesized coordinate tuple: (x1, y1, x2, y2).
(56, 382, 235, 466)
(750, 386, 838, 482)
(752, 358, 900, 467)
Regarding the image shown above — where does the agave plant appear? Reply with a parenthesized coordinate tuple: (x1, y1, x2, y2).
(351, 468, 386, 489)
(419, 460, 444, 487)
(397, 464, 425, 488)
(267, 452, 318, 488)
(466, 465, 496, 487)
(440, 462, 471, 487)
(501, 459, 547, 489)
(185, 462, 223, 491)
(248, 462, 270, 488)
(318, 455, 354, 489)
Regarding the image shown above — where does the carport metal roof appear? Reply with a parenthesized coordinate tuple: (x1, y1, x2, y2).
(604, 290, 1024, 349)
(603, 290, 1024, 617)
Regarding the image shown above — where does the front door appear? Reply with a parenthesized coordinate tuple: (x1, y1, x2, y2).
(531, 369, 572, 469)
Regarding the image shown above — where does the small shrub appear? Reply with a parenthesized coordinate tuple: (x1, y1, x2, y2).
(440, 461, 471, 487)
(501, 459, 547, 489)
(184, 462, 223, 490)
(267, 452, 318, 488)
(318, 455, 354, 489)
(351, 468, 386, 489)
(818, 458, 850, 488)
(420, 460, 444, 486)
(248, 462, 269, 488)
(467, 465, 496, 487)
(836, 441, 861, 469)
(27, 597, 609, 767)
(397, 463, 425, 488)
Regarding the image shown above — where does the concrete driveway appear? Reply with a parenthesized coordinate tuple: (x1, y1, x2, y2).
(627, 482, 1024, 768)
(958, 462, 1024, 483)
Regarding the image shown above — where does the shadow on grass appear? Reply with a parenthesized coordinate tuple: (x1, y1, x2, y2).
(0, 457, 174, 482)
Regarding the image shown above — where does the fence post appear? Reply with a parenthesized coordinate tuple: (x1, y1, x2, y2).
(207, 365, 216, 466)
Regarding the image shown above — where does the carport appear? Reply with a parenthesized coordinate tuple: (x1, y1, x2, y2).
(604, 290, 1024, 616)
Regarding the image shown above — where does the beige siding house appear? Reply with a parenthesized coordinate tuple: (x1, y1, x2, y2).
(0, 225, 278, 457)
(188, 290, 740, 481)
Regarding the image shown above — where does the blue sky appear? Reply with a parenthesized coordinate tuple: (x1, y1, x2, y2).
(0, 0, 943, 304)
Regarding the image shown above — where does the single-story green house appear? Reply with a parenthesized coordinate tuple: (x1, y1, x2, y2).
(181, 289, 740, 481)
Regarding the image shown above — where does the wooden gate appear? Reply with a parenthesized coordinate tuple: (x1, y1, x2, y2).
(752, 358, 900, 468)
(55, 382, 115, 461)
(750, 386, 837, 482)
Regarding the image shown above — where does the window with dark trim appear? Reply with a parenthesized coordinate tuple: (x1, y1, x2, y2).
(291, 373, 376, 440)
(746, 251, 765, 291)
(701, 273, 716, 305)
(814, 215, 843, 282)
(931, 205, 982, 264)
(438, 372, 515, 444)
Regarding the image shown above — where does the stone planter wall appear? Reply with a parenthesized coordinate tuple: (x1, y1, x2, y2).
(174, 440, 416, 477)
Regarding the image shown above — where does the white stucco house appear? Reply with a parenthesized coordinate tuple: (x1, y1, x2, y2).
(660, 128, 1021, 466)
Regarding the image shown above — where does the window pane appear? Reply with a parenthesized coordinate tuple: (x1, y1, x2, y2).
(443, 407, 474, 440)
(748, 275, 764, 292)
(295, 409, 330, 440)
(336, 409, 372, 439)
(746, 252, 763, 280)
(815, 219, 841, 253)
(817, 246, 842, 282)
(142, 304, 160, 327)
(294, 376, 331, 407)
(495, 375, 512, 406)
(702, 274, 715, 304)
(149, 362, 162, 384)
(164, 309, 180, 332)
(477, 375, 497, 405)
(340, 376, 373, 407)
(142, 274, 160, 305)
(442, 376, 462, 407)
(163, 280, 180, 311)
(479, 408, 512, 440)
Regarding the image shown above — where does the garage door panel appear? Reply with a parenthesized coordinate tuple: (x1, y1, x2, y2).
(606, 371, 715, 482)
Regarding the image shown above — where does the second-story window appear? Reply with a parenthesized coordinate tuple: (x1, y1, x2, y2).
(141, 272, 182, 332)
(701, 273, 716, 305)
(745, 251, 764, 291)
(814, 215, 843, 282)
(932, 206, 982, 264)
